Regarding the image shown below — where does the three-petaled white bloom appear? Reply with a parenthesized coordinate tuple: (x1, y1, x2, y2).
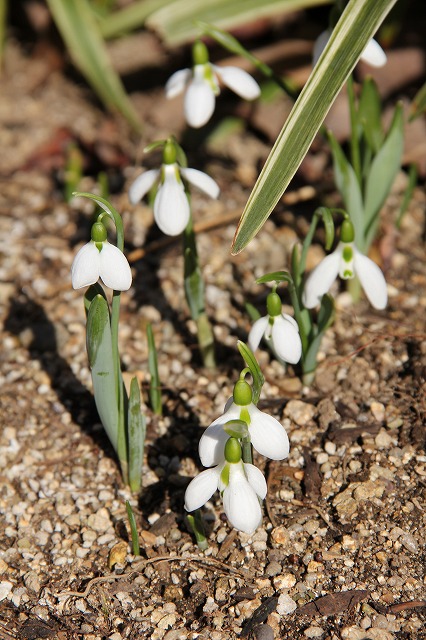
(129, 160, 219, 237)
(248, 291, 302, 364)
(71, 223, 132, 291)
(185, 437, 267, 534)
(313, 29, 387, 68)
(303, 240, 388, 310)
(199, 379, 290, 468)
(165, 41, 261, 128)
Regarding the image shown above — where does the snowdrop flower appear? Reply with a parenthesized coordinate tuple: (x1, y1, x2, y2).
(313, 28, 387, 68)
(129, 140, 219, 236)
(248, 290, 302, 364)
(185, 437, 267, 534)
(303, 219, 387, 310)
(199, 378, 290, 468)
(71, 221, 132, 290)
(165, 41, 261, 128)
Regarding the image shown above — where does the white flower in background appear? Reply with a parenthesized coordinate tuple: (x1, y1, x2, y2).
(71, 221, 132, 290)
(248, 290, 302, 364)
(129, 141, 219, 236)
(313, 28, 387, 68)
(199, 379, 290, 468)
(165, 41, 261, 128)
(185, 437, 267, 534)
(302, 220, 387, 310)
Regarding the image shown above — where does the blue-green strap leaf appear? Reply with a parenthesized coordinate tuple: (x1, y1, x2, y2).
(128, 377, 146, 494)
(87, 294, 119, 452)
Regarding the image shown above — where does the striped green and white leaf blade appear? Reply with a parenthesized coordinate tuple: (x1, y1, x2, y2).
(232, 0, 397, 254)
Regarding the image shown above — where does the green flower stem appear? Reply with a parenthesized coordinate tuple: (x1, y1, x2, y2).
(347, 274, 362, 303)
(183, 203, 216, 369)
(347, 75, 362, 187)
(196, 313, 216, 369)
(187, 510, 208, 551)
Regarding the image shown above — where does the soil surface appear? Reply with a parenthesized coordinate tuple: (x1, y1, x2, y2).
(0, 9, 425, 640)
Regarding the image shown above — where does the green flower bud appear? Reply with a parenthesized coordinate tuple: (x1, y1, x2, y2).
(224, 437, 242, 464)
(340, 219, 355, 243)
(91, 221, 107, 247)
(266, 291, 282, 317)
(233, 379, 252, 406)
(163, 140, 177, 165)
(192, 40, 209, 66)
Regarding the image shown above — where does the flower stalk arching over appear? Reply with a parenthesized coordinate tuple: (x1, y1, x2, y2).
(128, 140, 220, 236)
(313, 28, 387, 68)
(165, 40, 261, 128)
(199, 378, 290, 468)
(248, 289, 302, 364)
(185, 437, 267, 535)
(71, 221, 132, 291)
(302, 219, 388, 310)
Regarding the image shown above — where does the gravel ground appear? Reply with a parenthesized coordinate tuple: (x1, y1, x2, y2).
(0, 39, 425, 640)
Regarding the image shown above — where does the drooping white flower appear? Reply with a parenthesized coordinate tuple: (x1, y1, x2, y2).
(185, 438, 267, 534)
(71, 222, 132, 290)
(313, 28, 387, 68)
(165, 41, 260, 128)
(248, 290, 302, 364)
(199, 379, 290, 468)
(128, 142, 219, 237)
(302, 220, 387, 310)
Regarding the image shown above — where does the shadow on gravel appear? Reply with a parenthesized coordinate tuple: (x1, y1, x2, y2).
(4, 292, 116, 459)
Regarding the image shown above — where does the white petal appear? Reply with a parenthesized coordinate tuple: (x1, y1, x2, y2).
(154, 168, 190, 236)
(184, 467, 220, 512)
(247, 404, 290, 460)
(71, 242, 101, 289)
(271, 315, 302, 364)
(353, 249, 388, 310)
(98, 242, 132, 291)
(248, 316, 269, 352)
(180, 167, 220, 199)
(312, 29, 331, 66)
(244, 463, 267, 500)
(361, 38, 387, 68)
(128, 169, 160, 205)
(214, 65, 260, 100)
(223, 465, 262, 534)
(199, 404, 241, 467)
(282, 313, 299, 330)
(165, 68, 191, 99)
(302, 247, 342, 308)
(184, 78, 216, 128)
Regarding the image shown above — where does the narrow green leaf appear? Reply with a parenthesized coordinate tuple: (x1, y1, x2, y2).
(237, 341, 264, 405)
(128, 377, 146, 493)
(396, 163, 417, 228)
(232, 0, 397, 254)
(328, 131, 365, 246)
(147, 323, 162, 416)
(364, 102, 404, 246)
(46, 0, 142, 131)
(125, 500, 141, 556)
(99, 0, 172, 39)
(359, 77, 383, 153)
(410, 81, 426, 121)
(87, 294, 119, 452)
(302, 295, 334, 376)
(184, 246, 204, 320)
(245, 302, 261, 322)
(146, 0, 331, 46)
(317, 293, 335, 333)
